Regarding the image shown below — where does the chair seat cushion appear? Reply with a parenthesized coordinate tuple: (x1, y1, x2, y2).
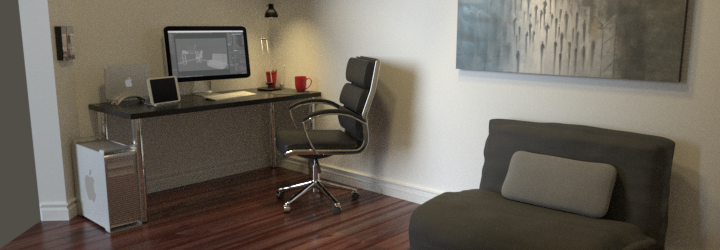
(276, 130, 361, 154)
(409, 189, 656, 250)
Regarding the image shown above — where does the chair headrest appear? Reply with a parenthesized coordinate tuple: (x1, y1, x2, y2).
(346, 57, 376, 89)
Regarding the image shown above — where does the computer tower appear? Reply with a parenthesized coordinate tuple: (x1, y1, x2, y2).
(76, 140, 142, 233)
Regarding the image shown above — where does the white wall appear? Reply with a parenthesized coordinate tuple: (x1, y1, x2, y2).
(304, 0, 719, 249)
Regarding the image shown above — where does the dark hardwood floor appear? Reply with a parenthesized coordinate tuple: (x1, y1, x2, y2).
(3, 167, 419, 250)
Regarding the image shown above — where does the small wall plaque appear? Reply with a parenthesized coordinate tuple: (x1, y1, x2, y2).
(54, 26, 75, 61)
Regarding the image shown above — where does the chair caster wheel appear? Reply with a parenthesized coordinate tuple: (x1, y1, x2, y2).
(351, 191, 360, 200)
(283, 204, 291, 213)
(276, 190, 284, 199)
(332, 204, 342, 215)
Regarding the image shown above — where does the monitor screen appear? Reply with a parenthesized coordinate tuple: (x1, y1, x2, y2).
(164, 26, 250, 82)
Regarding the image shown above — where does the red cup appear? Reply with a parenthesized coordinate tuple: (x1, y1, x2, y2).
(295, 76, 312, 92)
(271, 71, 277, 88)
(266, 71, 277, 88)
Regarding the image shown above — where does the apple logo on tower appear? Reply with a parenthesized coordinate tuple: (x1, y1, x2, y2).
(125, 77, 133, 87)
(85, 169, 96, 202)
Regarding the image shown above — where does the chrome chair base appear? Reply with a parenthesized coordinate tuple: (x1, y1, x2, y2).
(276, 158, 359, 214)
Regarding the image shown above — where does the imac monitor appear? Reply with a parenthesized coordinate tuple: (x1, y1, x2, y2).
(164, 26, 250, 82)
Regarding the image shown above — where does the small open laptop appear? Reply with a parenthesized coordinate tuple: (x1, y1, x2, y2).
(105, 64, 150, 105)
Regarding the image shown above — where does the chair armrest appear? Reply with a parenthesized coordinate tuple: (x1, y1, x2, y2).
(288, 99, 344, 128)
(301, 108, 366, 124)
(290, 108, 368, 157)
(289, 99, 341, 110)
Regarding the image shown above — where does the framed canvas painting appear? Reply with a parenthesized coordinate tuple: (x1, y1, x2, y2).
(457, 0, 689, 82)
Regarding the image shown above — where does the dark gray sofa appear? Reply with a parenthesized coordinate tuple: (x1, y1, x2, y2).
(409, 119, 675, 250)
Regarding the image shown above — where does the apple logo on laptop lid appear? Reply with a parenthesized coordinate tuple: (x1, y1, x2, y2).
(125, 77, 133, 87)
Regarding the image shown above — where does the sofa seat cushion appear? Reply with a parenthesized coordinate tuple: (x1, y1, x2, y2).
(409, 189, 656, 250)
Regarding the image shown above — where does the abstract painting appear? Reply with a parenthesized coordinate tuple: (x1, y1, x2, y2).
(457, 0, 689, 82)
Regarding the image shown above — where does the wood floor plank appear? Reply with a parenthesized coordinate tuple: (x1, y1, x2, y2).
(2, 167, 419, 250)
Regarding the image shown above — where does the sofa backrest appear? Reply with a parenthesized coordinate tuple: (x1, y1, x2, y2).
(480, 119, 675, 249)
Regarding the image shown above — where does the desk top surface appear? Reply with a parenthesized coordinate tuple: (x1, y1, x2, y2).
(89, 88, 321, 119)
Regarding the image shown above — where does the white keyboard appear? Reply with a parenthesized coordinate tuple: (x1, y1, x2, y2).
(203, 91, 256, 101)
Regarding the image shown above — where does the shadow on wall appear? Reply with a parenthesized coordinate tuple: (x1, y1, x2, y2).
(665, 140, 704, 249)
(364, 61, 418, 175)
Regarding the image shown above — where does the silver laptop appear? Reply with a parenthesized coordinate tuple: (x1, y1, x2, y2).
(105, 64, 150, 105)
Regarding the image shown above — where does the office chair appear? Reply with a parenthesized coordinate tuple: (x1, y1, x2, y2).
(274, 56, 380, 214)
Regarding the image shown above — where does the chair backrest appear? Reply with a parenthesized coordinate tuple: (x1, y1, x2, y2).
(338, 57, 380, 142)
(479, 119, 675, 250)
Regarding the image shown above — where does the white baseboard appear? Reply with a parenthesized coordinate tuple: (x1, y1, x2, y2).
(280, 157, 441, 204)
(40, 197, 77, 221)
(58, 158, 439, 221)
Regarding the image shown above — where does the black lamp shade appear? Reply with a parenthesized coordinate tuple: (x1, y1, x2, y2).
(265, 4, 278, 18)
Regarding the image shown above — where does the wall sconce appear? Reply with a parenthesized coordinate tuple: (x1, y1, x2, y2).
(265, 4, 278, 18)
(259, 4, 281, 91)
(261, 4, 278, 53)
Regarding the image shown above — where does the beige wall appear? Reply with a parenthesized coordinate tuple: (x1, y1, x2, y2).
(26, 0, 720, 249)
(45, 0, 321, 211)
(306, 0, 719, 249)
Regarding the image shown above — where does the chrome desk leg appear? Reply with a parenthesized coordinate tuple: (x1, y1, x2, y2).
(97, 112, 108, 140)
(131, 119, 148, 222)
(270, 102, 278, 168)
(309, 100, 315, 129)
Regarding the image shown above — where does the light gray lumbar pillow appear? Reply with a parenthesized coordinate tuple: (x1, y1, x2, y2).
(501, 151, 617, 218)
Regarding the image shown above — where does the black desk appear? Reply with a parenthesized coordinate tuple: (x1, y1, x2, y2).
(89, 88, 321, 222)
(89, 88, 320, 119)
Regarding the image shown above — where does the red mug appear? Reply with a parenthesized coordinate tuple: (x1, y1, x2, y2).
(295, 76, 312, 92)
